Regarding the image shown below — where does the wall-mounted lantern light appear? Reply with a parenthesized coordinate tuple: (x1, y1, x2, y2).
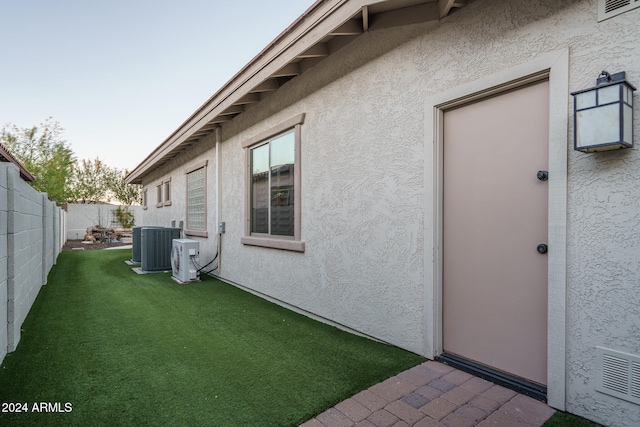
(571, 71, 636, 152)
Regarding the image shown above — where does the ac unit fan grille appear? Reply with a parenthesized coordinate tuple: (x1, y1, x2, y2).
(172, 246, 180, 273)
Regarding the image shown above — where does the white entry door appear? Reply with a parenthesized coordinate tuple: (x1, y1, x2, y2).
(442, 81, 549, 386)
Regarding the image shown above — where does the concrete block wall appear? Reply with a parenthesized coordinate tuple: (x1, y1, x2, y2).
(65, 203, 143, 241)
(0, 164, 8, 364)
(0, 163, 63, 365)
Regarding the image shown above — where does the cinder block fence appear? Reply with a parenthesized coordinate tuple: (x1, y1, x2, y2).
(0, 163, 65, 365)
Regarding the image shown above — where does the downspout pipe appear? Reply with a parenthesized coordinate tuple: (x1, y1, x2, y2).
(215, 127, 222, 274)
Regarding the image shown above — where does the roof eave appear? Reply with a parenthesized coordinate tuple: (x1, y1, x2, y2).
(0, 142, 36, 182)
(126, 0, 469, 185)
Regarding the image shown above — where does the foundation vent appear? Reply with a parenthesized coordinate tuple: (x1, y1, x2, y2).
(596, 347, 640, 404)
(598, 0, 640, 21)
(633, 363, 640, 399)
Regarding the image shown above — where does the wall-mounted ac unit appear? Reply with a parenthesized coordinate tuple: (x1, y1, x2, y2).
(141, 227, 181, 272)
(132, 226, 163, 263)
(171, 239, 200, 283)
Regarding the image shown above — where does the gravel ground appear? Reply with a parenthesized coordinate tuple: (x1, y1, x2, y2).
(62, 239, 132, 251)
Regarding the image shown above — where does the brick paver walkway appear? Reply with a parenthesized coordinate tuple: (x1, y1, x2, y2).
(300, 361, 555, 427)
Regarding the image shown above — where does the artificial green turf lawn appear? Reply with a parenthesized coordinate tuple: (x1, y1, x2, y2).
(0, 249, 425, 426)
(543, 411, 601, 427)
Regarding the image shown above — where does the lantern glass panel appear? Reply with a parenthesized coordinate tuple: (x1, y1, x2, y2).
(624, 104, 633, 144)
(625, 86, 633, 104)
(576, 103, 620, 148)
(598, 84, 620, 104)
(576, 90, 596, 109)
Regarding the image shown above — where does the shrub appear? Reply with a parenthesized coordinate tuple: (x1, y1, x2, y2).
(113, 206, 135, 228)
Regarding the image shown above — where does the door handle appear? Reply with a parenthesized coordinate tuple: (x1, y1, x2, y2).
(537, 170, 549, 181)
(537, 244, 548, 254)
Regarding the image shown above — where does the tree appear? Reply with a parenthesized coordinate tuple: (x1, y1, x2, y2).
(109, 169, 142, 206)
(0, 118, 74, 204)
(65, 158, 113, 204)
(66, 159, 142, 205)
(2, 118, 141, 206)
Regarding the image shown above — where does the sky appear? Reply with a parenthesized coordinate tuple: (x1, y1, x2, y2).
(0, 0, 314, 171)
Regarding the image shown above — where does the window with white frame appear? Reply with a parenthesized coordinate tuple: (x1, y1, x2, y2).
(185, 161, 207, 237)
(241, 114, 305, 252)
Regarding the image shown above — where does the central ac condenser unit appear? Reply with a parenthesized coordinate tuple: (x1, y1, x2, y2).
(140, 227, 181, 272)
(171, 239, 200, 283)
(132, 226, 163, 263)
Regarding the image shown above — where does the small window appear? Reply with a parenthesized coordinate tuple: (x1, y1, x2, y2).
(185, 161, 208, 238)
(142, 189, 148, 210)
(163, 178, 172, 206)
(241, 114, 305, 252)
(155, 178, 172, 208)
(156, 183, 163, 208)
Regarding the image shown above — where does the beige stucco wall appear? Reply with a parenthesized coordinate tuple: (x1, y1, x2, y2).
(141, 12, 432, 355)
(219, 27, 429, 353)
(138, 1, 640, 425)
